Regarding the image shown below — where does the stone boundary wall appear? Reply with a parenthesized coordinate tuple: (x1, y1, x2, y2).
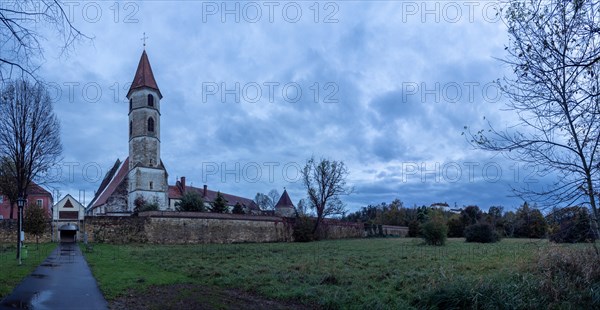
(0, 220, 52, 243)
(381, 225, 409, 237)
(84, 212, 369, 244)
(2, 216, 409, 244)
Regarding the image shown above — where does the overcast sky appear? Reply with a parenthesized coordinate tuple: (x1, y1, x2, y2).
(28, 1, 552, 212)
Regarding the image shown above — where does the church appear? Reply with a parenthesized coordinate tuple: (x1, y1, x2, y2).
(87, 50, 259, 215)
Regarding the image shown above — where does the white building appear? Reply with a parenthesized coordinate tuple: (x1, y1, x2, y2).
(52, 194, 86, 242)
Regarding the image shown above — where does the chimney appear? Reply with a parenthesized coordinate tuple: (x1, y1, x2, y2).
(203, 184, 207, 197)
(180, 177, 186, 192)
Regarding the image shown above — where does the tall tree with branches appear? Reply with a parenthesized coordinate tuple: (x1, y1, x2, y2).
(301, 157, 352, 234)
(0, 79, 62, 259)
(0, 79, 62, 198)
(467, 0, 600, 236)
(0, 0, 90, 82)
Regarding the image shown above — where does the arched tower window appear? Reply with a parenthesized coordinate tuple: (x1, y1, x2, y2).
(147, 117, 155, 132)
(147, 94, 154, 107)
(149, 181, 153, 190)
(129, 121, 133, 136)
(129, 98, 132, 110)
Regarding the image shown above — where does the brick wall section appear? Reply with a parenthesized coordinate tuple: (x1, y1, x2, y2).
(0, 220, 52, 243)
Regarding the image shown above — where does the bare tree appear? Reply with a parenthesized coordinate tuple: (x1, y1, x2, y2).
(254, 192, 271, 211)
(254, 189, 280, 211)
(0, 79, 62, 259)
(295, 198, 310, 217)
(467, 0, 600, 236)
(301, 157, 352, 234)
(267, 189, 280, 209)
(0, 0, 91, 82)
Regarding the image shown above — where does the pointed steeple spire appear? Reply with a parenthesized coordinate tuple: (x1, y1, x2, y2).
(127, 50, 162, 98)
(275, 189, 295, 209)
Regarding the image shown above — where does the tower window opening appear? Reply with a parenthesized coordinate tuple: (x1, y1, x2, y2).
(148, 94, 154, 107)
(148, 117, 155, 132)
(149, 181, 153, 190)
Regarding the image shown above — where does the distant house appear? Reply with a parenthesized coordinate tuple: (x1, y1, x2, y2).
(0, 183, 53, 220)
(168, 177, 260, 214)
(52, 194, 86, 243)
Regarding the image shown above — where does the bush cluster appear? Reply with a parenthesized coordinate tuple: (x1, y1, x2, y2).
(292, 216, 316, 242)
(420, 219, 448, 246)
(464, 223, 500, 243)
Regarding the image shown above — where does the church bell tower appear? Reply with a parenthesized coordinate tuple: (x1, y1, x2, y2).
(126, 50, 168, 212)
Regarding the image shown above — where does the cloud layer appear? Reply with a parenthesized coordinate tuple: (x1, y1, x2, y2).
(33, 1, 545, 211)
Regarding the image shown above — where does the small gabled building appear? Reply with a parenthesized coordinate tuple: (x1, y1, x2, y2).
(274, 189, 295, 217)
(52, 194, 86, 242)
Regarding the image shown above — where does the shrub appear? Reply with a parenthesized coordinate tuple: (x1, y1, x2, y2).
(24, 202, 49, 245)
(293, 216, 315, 242)
(548, 207, 596, 243)
(408, 220, 420, 237)
(535, 246, 600, 308)
(420, 219, 448, 246)
(415, 274, 542, 309)
(133, 196, 159, 213)
(232, 202, 245, 214)
(464, 222, 500, 243)
(210, 192, 228, 213)
(447, 216, 465, 238)
(175, 191, 205, 212)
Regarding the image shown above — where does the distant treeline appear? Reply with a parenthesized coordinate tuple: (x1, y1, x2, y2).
(343, 200, 596, 242)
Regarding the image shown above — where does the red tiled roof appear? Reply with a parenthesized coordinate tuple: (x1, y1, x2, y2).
(0, 182, 51, 199)
(275, 189, 294, 209)
(169, 182, 258, 210)
(127, 50, 162, 98)
(89, 158, 129, 209)
(168, 185, 183, 200)
(26, 182, 52, 197)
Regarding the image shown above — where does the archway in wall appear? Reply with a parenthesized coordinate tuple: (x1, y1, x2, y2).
(58, 224, 79, 243)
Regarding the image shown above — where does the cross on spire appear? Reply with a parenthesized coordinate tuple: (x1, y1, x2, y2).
(141, 32, 149, 49)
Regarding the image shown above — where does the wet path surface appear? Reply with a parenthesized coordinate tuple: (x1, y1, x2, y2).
(0, 243, 108, 309)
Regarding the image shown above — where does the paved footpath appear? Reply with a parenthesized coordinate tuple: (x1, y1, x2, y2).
(0, 243, 108, 310)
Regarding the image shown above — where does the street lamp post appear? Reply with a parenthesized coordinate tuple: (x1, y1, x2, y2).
(17, 197, 25, 266)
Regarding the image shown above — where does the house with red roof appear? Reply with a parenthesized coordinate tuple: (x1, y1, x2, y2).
(168, 177, 259, 214)
(87, 50, 256, 216)
(0, 182, 53, 219)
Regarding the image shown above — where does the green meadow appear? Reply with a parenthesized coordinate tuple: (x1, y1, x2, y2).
(81, 238, 598, 309)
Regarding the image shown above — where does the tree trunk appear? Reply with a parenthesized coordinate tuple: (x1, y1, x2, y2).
(9, 202, 14, 220)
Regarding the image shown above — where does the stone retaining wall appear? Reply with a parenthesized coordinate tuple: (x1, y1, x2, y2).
(0, 220, 52, 243)
(2, 215, 408, 244)
(83, 212, 368, 244)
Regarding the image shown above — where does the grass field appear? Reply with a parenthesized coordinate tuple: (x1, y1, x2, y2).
(0, 243, 57, 299)
(81, 238, 593, 309)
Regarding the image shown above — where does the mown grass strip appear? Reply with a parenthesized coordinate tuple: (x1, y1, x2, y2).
(0, 243, 57, 299)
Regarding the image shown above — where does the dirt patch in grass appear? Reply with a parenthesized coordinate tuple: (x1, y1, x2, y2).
(109, 283, 314, 310)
